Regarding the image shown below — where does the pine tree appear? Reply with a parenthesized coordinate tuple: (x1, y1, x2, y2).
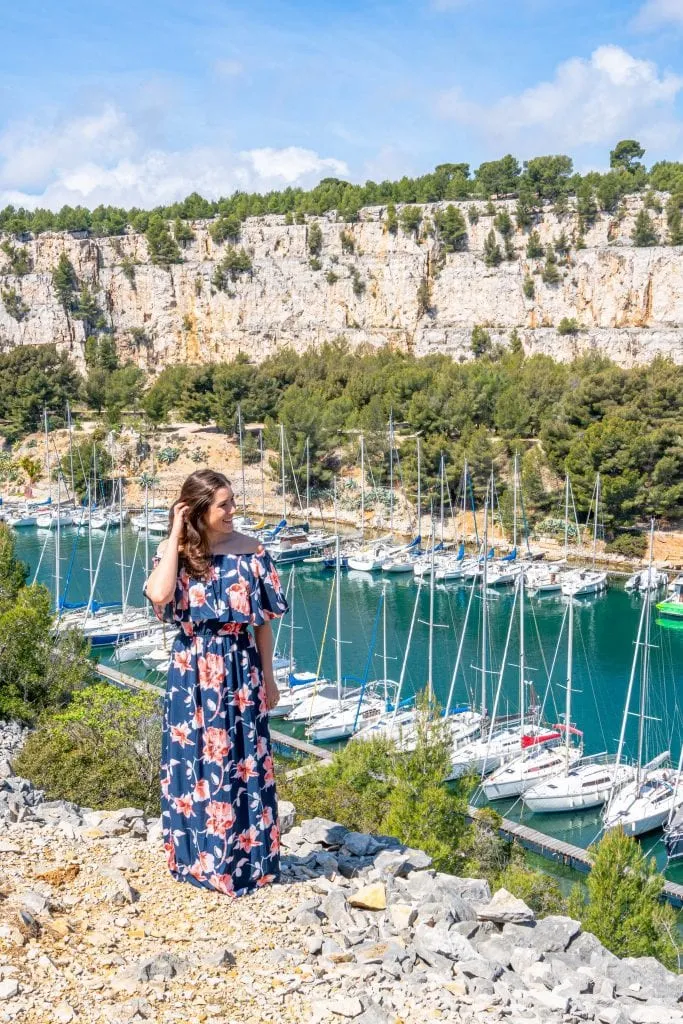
(385, 202, 398, 235)
(526, 231, 544, 259)
(146, 216, 182, 265)
(666, 192, 683, 245)
(631, 208, 659, 247)
(542, 245, 561, 285)
(494, 209, 513, 238)
(578, 829, 679, 969)
(307, 221, 323, 255)
(483, 229, 502, 267)
(52, 253, 78, 310)
(434, 205, 468, 252)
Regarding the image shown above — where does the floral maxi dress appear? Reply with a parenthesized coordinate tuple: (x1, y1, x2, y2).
(146, 545, 289, 897)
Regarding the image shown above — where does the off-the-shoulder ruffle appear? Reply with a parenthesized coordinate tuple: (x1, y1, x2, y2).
(144, 544, 289, 628)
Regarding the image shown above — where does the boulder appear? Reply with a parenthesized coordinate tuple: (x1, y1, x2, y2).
(299, 817, 349, 848)
(529, 915, 581, 953)
(477, 887, 535, 925)
(349, 883, 387, 911)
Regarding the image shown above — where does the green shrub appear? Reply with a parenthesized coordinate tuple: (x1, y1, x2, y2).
(632, 208, 659, 247)
(340, 229, 355, 254)
(307, 221, 323, 256)
(471, 324, 492, 357)
(1, 287, 29, 321)
(605, 532, 647, 558)
(483, 229, 502, 267)
(557, 317, 579, 335)
(385, 203, 398, 234)
(467, 205, 479, 225)
(523, 275, 535, 299)
(526, 231, 544, 259)
(542, 245, 561, 284)
(325, 270, 339, 285)
(14, 684, 162, 814)
(399, 206, 422, 236)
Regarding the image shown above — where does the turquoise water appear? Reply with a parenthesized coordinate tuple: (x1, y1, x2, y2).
(15, 523, 683, 880)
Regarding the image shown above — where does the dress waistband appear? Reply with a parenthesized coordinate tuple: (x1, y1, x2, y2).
(176, 620, 253, 640)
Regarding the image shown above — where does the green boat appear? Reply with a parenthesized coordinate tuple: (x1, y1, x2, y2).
(656, 579, 683, 620)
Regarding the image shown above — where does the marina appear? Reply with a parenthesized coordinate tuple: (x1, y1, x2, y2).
(9, 514, 683, 887)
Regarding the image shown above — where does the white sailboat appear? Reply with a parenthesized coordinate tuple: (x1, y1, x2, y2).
(624, 567, 667, 593)
(603, 522, 683, 836)
(523, 597, 631, 813)
(561, 474, 607, 597)
(664, 750, 683, 861)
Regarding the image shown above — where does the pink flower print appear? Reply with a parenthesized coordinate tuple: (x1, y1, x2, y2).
(227, 579, 251, 616)
(209, 872, 235, 896)
(192, 778, 210, 801)
(181, 621, 194, 637)
(197, 652, 224, 692)
(258, 685, 268, 715)
(256, 873, 276, 887)
(179, 568, 190, 587)
(160, 771, 171, 798)
(197, 851, 215, 874)
(203, 727, 230, 765)
(258, 805, 274, 830)
(173, 650, 192, 675)
(269, 823, 281, 855)
(206, 800, 235, 838)
(207, 565, 219, 582)
(235, 755, 258, 783)
(170, 722, 193, 747)
(237, 825, 261, 853)
(189, 583, 207, 607)
(250, 553, 264, 578)
(256, 736, 268, 760)
(172, 794, 194, 817)
(266, 563, 281, 592)
(263, 755, 276, 787)
(232, 684, 254, 714)
(249, 665, 260, 688)
(191, 706, 204, 730)
(218, 622, 244, 636)
(164, 839, 177, 872)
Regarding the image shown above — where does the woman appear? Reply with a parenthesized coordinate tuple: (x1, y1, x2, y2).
(144, 469, 289, 897)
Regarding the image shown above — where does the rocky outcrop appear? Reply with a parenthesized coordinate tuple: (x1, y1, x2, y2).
(1, 194, 682, 369)
(0, 720, 681, 1024)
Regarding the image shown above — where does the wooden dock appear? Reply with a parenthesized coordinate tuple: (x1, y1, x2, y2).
(470, 806, 683, 908)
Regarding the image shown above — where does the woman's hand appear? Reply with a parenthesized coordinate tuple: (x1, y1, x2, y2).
(170, 503, 189, 543)
(264, 676, 280, 711)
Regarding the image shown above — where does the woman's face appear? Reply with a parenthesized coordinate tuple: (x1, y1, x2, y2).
(202, 486, 237, 537)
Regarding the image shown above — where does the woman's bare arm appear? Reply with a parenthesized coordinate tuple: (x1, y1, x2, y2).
(144, 505, 187, 605)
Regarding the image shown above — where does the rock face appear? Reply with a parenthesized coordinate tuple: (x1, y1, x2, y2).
(0, 715, 681, 1023)
(1, 194, 683, 369)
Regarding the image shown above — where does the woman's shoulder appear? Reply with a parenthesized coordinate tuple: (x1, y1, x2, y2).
(214, 532, 263, 557)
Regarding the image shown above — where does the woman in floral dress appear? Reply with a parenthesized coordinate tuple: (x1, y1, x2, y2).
(144, 470, 289, 897)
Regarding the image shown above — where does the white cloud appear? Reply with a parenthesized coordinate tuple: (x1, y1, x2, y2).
(437, 45, 683, 152)
(0, 104, 349, 210)
(633, 0, 683, 30)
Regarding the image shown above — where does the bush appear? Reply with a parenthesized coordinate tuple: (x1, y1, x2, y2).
(467, 205, 479, 225)
(210, 214, 241, 244)
(325, 270, 339, 285)
(542, 245, 561, 285)
(146, 216, 182, 266)
(400, 206, 422, 236)
(434, 205, 468, 252)
(385, 203, 398, 234)
(416, 277, 433, 316)
(605, 532, 647, 558)
(631, 208, 658, 247)
(483, 229, 502, 267)
(351, 269, 366, 297)
(307, 221, 323, 256)
(340, 229, 355, 254)
(14, 684, 162, 814)
(1, 287, 29, 321)
(212, 247, 253, 290)
(557, 317, 579, 336)
(523, 275, 535, 299)
(471, 324, 492, 357)
(526, 231, 544, 259)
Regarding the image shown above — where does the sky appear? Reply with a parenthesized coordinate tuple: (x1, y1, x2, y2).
(2, 0, 683, 210)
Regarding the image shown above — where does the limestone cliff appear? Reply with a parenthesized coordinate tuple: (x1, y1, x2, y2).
(1, 194, 682, 369)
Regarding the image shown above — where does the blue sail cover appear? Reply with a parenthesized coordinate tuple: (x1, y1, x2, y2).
(501, 547, 517, 562)
(263, 519, 287, 539)
(59, 600, 122, 612)
(455, 543, 465, 561)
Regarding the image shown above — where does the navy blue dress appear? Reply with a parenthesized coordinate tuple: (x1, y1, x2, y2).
(147, 544, 289, 897)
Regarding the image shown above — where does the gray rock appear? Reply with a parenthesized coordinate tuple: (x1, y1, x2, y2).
(477, 887, 535, 925)
(412, 939, 455, 974)
(337, 854, 374, 878)
(509, 945, 544, 974)
(459, 958, 504, 982)
(342, 832, 380, 858)
(299, 817, 349, 848)
(501, 921, 537, 947)
(476, 937, 513, 968)
(354, 939, 407, 965)
(529, 915, 581, 954)
(526, 984, 570, 1013)
(523, 961, 555, 989)
(325, 996, 364, 1018)
(628, 1009, 683, 1024)
(305, 933, 323, 955)
(278, 799, 296, 833)
(373, 847, 432, 877)
(205, 947, 236, 967)
(356, 1000, 391, 1024)
(413, 921, 479, 962)
(597, 1009, 629, 1024)
(20, 890, 48, 916)
(137, 953, 186, 981)
(567, 930, 619, 967)
(0, 980, 19, 1000)
(101, 867, 137, 904)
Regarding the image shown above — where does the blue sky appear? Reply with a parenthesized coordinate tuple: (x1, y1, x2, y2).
(1, 0, 683, 209)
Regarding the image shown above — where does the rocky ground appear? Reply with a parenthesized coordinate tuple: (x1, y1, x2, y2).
(0, 719, 681, 1024)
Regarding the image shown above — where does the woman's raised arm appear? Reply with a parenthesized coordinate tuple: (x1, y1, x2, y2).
(144, 504, 187, 605)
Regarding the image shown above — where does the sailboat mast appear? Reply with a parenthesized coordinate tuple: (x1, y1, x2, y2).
(237, 404, 247, 519)
(87, 480, 94, 593)
(481, 496, 489, 718)
(259, 429, 265, 518)
(55, 471, 61, 616)
(512, 452, 518, 552)
(388, 412, 394, 536)
(144, 482, 150, 576)
(360, 434, 365, 540)
(67, 401, 75, 500)
(280, 424, 287, 520)
(382, 582, 388, 704)
(565, 595, 574, 765)
(305, 437, 310, 514)
(592, 473, 600, 569)
(439, 454, 445, 545)
(519, 554, 525, 733)
(416, 435, 422, 541)
(334, 503, 342, 709)
(564, 474, 570, 560)
(289, 568, 296, 674)
(636, 519, 655, 784)
(44, 407, 52, 503)
(119, 473, 126, 617)
(428, 525, 435, 703)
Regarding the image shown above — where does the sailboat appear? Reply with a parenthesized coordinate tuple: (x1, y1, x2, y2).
(664, 751, 683, 860)
(561, 474, 608, 597)
(603, 521, 683, 836)
(309, 583, 399, 742)
(523, 597, 633, 813)
(482, 569, 583, 801)
(382, 435, 423, 573)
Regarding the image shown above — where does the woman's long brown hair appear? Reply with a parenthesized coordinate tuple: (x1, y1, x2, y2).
(169, 469, 232, 578)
